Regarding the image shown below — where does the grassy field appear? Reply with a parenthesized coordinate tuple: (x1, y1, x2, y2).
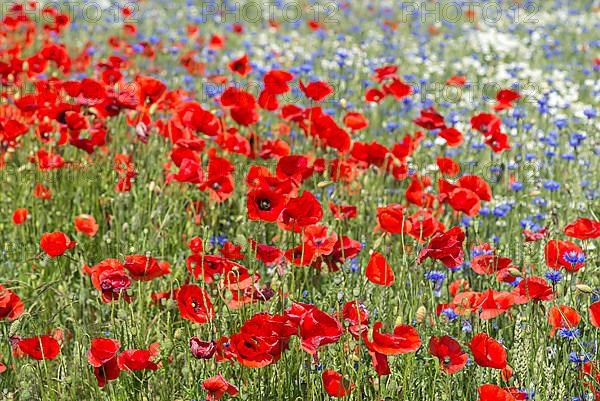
(0, 0, 599, 400)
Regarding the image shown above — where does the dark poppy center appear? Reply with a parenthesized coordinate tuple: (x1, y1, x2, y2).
(258, 198, 271, 211)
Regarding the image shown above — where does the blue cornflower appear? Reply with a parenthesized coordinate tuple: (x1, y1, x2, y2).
(563, 251, 585, 265)
(425, 270, 446, 282)
(555, 118, 568, 130)
(543, 180, 561, 191)
(508, 277, 522, 287)
(557, 328, 580, 339)
(210, 235, 227, 247)
(545, 270, 563, 284)
(583, 108, 596, 119)
(349, 258, 360, 273)
(521, 389, 535, 400)
(441, 308, 458, 321)
(511, 181, 524, 191)
(569, 352, 590, 366)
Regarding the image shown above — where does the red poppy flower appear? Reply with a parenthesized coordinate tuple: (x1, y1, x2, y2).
(471, 255, 513, 275)
(186, 254, 230, 282)
(484, 131, 511, 153)
(547, 305, 580, 337)
(468, 332, 507, 369)
(12, 208, 28, 225)
(564, 218, 600, 240)
(278, 191, 323, 231)
(247, 187, 286, 222)
(590, 301, 600, 329)
(227, 54, 252, 77)
(200, 155, 236, 202)
(544, 239, 585, 272)
(93, 356, 120, 388)
(249, 241, 284, 266)
(321, 235, 362, 271)
(186, 236, 204, 254)
(229, 312, 295, 368)
(405, 175, 435, 207)
(446, 75, 466, 86)
(276, 155, 312, 185)
(494, 89, 521, 111)
(176, 101, 222, 137)
(17, 335, 60, 360)
(87, 338, 121, 367)
(413, 107, 446, 130)
(203, 374, 239, 401)
(343, 111, 368, 131)
(437, 157, 460, 176)
(365, 251, 395, 286)
(476, 289, 515, 320)
(369, 349, 391, 376)
(471, 113, 501, 134)
(329, 202, 357, 220)
(351, 141, 389, 167)
(303, 224, 338, 257)
(177, 284, 214, 324)
(97, 268, 132, 303)
(0, 285, 24, 321)
(123, 254, 171, 281)
(263, 69, 294, 95)
(219, 242, 245, 260)
(285, 244, 316, 267)
(363, 322, 421, 355)
(376, 204, 412, 234)
(513, 277, 553, 303)
(417, 226, 465, 268)
(382, 77, 412, 100)
(365, 88, 385, 103)
(40, 231, 76, 257)
(523, 227, 547, 242)
(438, 127, 464, 147)
(477, 384, 516, 401)
(299, 80, 334, 102)
(341, 301, 369, 338)
(322, 370, 355, 398)
(33, 183, 53, 200)
(457, 175, 492, 201)
(448, 187, 481, 216)
(372, 65, 398, 82)
(117, 345, 159, 371)
(428, 335, 468, 374)
(408, 211, 444, 242)
(190, 337, 217, 359)
(74, 214, 99, 237)
(82, 258, 132, 303)
(299, 306, 344, 354)
(167, 158, 205, 184)
(221, 87, 259, 126)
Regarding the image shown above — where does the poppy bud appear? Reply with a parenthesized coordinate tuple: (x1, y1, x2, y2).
(576, 284, 593, 294)
(416, 306, 427, 324)
(507, 267, 522, 277)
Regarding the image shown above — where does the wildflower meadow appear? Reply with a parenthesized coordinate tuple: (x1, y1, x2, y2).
(0, 0, 599, 400)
